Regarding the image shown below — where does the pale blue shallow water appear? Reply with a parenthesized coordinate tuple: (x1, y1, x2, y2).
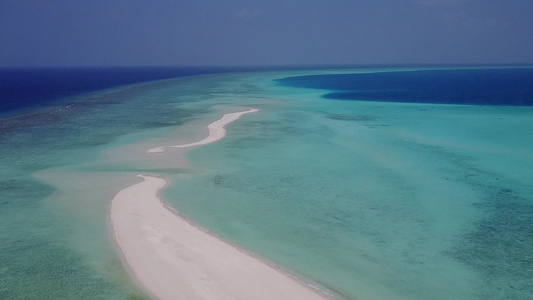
(1, 68, 532, 299)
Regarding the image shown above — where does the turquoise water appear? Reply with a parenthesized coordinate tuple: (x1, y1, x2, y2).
(1, 68, 532, 299)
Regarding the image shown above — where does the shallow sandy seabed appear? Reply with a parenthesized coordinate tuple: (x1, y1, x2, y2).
(110, 109, 329, 300)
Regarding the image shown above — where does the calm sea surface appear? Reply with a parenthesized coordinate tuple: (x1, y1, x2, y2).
(1, 66, 532, 299)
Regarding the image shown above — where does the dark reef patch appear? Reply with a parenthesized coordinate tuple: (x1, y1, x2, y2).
(451, 187, 533, 299)
(326, 114, 377, 122)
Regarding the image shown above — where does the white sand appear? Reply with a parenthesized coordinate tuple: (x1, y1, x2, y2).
(111, 175, 328, 300)
(147, 108, 259, 153)
(111, 108, 329, 299)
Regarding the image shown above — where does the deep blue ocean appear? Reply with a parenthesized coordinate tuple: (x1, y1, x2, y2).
(277, 67, 533, 105)
(0, 67, 247, 115)
(6, 67, 531, 116)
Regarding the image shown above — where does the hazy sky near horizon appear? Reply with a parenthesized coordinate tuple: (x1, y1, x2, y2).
(1, 0, 532, 67)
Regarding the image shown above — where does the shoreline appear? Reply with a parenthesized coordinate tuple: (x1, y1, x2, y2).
(110, 108, 330, 299)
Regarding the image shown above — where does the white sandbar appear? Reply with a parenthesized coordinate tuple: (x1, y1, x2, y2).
(147, 108, 259, 153)
(110, 175, 328, 300)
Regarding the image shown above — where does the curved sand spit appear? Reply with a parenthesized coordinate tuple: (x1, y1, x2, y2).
(147, 108, 259, 154)
(110, 109, 329, 300)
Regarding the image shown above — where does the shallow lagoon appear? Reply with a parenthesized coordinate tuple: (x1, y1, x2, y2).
(1, 67, 532, 299)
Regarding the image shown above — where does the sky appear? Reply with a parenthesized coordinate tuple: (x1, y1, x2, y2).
(1, 0, 532, 67)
